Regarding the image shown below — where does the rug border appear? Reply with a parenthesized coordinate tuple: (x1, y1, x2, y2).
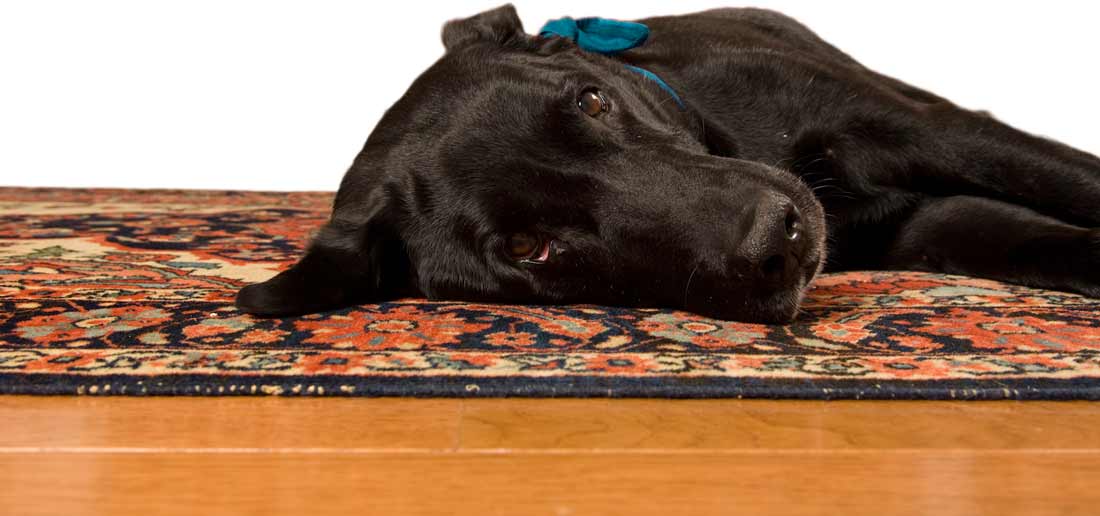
(2, 373, 1098, 400)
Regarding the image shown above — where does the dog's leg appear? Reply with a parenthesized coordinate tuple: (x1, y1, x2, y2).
(795, 80, 1099, 228)
(883, 196, 1099, 297)
(923, 107, 1100, 227)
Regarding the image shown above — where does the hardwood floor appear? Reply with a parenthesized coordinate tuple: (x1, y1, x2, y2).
(1, 397, 1097, 515)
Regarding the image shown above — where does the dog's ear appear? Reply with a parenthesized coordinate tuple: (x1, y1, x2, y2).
(235, 196, 411, 317)
(442, 4, 525, 51)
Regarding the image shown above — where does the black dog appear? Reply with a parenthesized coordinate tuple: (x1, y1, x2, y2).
(236, 5, 1100, 323)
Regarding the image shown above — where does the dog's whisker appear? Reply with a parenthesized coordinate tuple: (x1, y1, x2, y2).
(793, 157, 830, 172)
(683, 263, 701, 307)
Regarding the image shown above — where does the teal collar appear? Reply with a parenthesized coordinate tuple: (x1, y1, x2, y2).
(539, 17, 685, 109)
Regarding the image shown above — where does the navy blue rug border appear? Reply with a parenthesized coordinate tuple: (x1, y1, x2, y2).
(1, 373, 1098, 400)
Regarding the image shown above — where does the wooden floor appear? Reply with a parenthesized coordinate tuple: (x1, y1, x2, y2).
(1, 397, 1097, 515)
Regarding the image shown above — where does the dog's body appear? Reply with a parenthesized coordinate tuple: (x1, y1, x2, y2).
(237, 5, 1100, 323)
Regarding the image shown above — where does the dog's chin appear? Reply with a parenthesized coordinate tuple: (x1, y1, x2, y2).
(747, 285, 810, 324)
(682, 246, 824, 324)
(685, 281, 812, 324)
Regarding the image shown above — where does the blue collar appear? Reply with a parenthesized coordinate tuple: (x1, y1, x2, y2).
(538, 17, 685, 109)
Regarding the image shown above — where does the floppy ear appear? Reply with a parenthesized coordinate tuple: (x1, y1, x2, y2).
(235, 200, 411, 317)
(442, 4, 525, 51)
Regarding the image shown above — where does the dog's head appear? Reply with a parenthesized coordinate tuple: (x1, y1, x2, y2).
(236, 5, 826, 323)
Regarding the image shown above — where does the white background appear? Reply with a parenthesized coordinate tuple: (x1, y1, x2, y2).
(1, 1, 1097, 191)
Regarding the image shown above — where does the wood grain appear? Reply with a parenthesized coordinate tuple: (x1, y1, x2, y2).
(1, 397, 1098, 516)
(3, 451, 1098, 516)
(459, 399, 1100, 450)
(4, 397, 1098, 450)
(0, 397, 462, 449)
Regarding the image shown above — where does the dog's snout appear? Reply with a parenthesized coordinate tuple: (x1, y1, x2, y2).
(735, 194, 808, 287)
(682, 189, 820, 323)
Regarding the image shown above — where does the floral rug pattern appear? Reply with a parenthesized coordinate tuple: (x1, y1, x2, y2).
(1, 188, 1098, 398)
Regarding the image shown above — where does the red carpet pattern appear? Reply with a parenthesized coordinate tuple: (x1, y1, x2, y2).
(1, 187, 1098, 398)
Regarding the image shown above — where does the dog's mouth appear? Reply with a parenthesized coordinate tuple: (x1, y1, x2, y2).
(681, 278, 812, 324)
(674, 249, 824, 324)
(679, 192, 826, 323)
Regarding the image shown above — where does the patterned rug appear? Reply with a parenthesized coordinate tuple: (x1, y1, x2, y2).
(1, 187, 1098, 399)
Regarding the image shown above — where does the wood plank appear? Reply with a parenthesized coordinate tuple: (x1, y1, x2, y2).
(3, 397, 1097, 515)
(0, 397, 462, 450)
(459, 399, 1100, 450)
(3, 397, 1097, 451)
(2, 451, 1097, 516)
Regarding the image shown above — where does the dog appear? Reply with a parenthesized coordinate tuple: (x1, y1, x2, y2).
(236, 5, 1100, 323)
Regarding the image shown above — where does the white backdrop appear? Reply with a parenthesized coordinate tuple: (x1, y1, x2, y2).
(1, 1, 1097, 191)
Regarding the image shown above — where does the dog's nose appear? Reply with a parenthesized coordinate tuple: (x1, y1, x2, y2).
(736, 193, 806, 287)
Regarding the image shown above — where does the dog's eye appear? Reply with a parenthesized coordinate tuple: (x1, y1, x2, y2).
(577, 89, 609, 117)
(506, 232, 552, 263)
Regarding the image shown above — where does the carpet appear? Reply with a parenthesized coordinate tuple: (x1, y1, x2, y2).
(1, 187, 1098, 399)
